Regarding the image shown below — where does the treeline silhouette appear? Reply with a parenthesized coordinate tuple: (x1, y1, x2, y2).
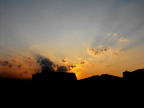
(0, 68, 144, 108)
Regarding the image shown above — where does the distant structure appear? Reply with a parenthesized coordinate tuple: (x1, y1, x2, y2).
(98, 74, 123, 80)
(79, 74, 123, 81)
(32, 70, 77, 81)
(123, 71, 131, 80)
(123, 68, 144, 80)
(78, 74, 123, 86)
(32, 58, 77, 82)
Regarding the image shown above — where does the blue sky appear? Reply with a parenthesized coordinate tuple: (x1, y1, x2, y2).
(0, 0, 144, 79)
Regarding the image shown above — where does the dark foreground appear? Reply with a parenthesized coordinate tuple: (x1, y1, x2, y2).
(0, 78, 143, 108)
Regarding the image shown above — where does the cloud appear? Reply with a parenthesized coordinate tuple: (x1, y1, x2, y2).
(27, 57, 34, 66)
(11, 59, 16, 63)
(87, 46, 123, 58)
(0, 61, 9, 66)
(80, 60, 89, 65)
(36, 55, 87, 73)
(17, 64, 22, 69)
(113, 33, 118, 36)
(80, 62, 85, 65)
(67, 64, 82, 73)
(8, 64, 12, 68)
(87, 47, 109, 57)
(36, 55, 55, 72)
(111, 50, 123, 57)
(68, 65, 76, 69)
(118, 37, 129, 42)
(107, 33, 118, 36)
(97, 46, 104, 48)
(0, 55, 41, 79)
(103, 64, 112, 68)
(57, 66, 68, 72)
(36, 55, 72, 73)
(58, 58, 70, 64)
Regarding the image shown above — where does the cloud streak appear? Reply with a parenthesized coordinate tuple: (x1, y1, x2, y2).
(119, 38, 129, 42)
(87, 46, 123, 58)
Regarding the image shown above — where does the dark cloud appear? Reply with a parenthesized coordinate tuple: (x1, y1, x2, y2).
(20, 71, 28, 76)
(36, 55, 82, 73)
(87, 47, 109, 57)
(58, 58, 69, 64)
(8, 64, 12, 68)
(27, 57, 31, 60)
(80, 62, 85, 65)
(87, 46, 123, 58)
(27, 57, 33, 66)
(17, 64, 22, 69)
(36, 55, 55, 72)
(80, 61, 89, 65)
(0, 61, 9, 66)
(57, 66, 68, 72)
(24, 71, 28, 74)
(62, 59, 67, 63)
(68, 65, 76, 69)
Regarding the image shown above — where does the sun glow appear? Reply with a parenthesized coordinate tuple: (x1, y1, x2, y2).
(68, 64, 81, 73)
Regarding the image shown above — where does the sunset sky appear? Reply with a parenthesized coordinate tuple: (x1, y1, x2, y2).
(0, 0, 144, 80)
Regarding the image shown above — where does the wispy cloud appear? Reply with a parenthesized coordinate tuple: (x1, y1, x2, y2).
(113, 33, 118, 36)
(111, 50, 123, 57)
(58, 58, 70, 64)
(80, 60, 89, 65)
(118, 37, 129, 42)
(103, 64, 112, 68)
(87, 46, 123, 58)
(87, 47, 108, 57)
(107, 33, 118, 36)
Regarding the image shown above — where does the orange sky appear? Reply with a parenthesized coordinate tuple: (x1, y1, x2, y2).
(0, 44, 144, 80)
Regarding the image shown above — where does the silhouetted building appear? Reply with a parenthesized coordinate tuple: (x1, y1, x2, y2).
(79, 74, 122, 81)
(78, 74, 123, 87)
(123, 71, 131, 80)
(99, 74, 123, 80)
(32, 71, 77, 81)
(123, 68, 144, 81)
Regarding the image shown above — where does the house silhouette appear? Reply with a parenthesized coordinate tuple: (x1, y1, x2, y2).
(123, 68, 144, 80)
(32, 70, 77, 81)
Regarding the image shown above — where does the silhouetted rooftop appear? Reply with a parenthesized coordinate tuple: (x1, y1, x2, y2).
(32, 71, 77, 81)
